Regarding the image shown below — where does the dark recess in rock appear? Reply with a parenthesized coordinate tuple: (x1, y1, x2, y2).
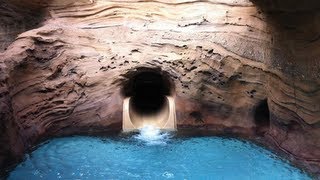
(254, 99, 270, 136)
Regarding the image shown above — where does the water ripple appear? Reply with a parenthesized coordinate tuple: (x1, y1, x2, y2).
(9, 135, 311, 180)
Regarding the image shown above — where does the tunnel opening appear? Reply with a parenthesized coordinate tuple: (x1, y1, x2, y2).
(122, 68, 176, 130)
(129, 71, 171, 115)
(254, 99, 270, 135)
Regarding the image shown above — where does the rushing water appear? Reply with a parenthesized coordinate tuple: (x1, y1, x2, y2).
(9, 126, 310, 180)
(133, 125, 172, 145)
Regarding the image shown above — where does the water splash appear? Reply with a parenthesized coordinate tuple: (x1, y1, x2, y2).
(134, 125, 171, 145)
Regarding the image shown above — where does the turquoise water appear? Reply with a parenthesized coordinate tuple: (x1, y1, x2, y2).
(9, 130, 310, 179)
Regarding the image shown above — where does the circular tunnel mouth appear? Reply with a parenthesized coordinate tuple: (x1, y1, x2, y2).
(123, 70, 173, 115)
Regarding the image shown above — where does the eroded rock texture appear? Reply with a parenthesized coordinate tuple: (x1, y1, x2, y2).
(0, 0, 319, 176)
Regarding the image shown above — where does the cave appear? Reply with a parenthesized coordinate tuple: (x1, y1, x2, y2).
(1, 0, 320, 178)
(254, 99, 270, 135)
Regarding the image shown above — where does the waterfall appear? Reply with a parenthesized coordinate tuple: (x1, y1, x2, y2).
(134, 125, 171, 145)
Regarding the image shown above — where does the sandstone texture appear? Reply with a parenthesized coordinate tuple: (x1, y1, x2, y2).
(0, 0, 320, 177)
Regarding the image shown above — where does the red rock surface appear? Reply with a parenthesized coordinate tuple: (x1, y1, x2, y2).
(0, 0, 319, 177)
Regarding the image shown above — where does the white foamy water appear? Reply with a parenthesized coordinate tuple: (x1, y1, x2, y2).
(134, 125, 171, 145)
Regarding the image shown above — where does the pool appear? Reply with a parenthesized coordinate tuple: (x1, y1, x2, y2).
(9, 127, 310, 179)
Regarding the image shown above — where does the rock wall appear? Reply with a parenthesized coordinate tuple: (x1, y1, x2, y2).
(0, 0, 319, 176)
